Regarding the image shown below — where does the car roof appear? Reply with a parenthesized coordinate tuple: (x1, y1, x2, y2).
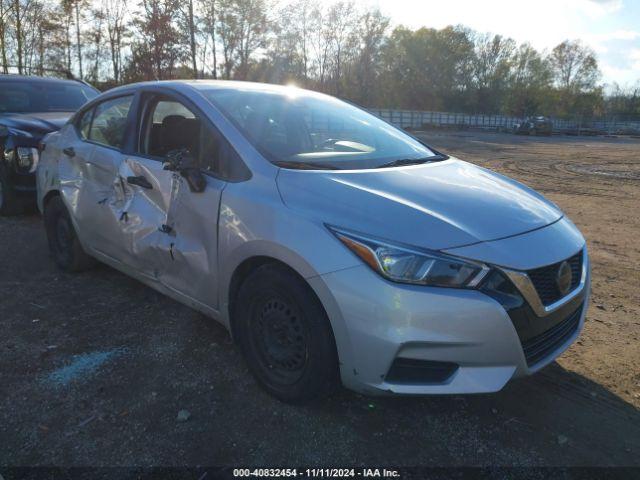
(102, 79, 328, 99)
(75, 80, 339, 123)
(187, 79, 305, 92)
(0, 74, 91, 87)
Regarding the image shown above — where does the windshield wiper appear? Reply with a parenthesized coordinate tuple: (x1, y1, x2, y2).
(376, 157, 437, 169)
(274, 160, 341, 170)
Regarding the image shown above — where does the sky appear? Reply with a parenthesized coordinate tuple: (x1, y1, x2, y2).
(360, 0, 640, 88)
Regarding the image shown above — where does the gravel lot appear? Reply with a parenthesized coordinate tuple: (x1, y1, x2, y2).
(1, 132, 639, 467)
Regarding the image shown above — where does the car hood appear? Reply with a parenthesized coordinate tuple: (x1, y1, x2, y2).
(277, 158, 563, 250)
(0, 112, 72, 136)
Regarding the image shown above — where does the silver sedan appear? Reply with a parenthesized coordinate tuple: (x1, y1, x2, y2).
(36, 81, 590, 402)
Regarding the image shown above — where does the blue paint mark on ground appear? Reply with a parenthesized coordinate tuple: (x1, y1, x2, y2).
(45, 348, 128, 387)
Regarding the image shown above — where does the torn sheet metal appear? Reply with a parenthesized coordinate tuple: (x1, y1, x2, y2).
(59, 133, 127, 260)
(52, 125, 225, 311)
(115, 155, 225, 309)
(157, 173, 225, 306)
(116, 157, 179, 277)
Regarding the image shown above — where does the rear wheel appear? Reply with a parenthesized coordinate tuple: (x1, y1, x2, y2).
(235, 264, 339, 403)
(44, 196, 96, 272)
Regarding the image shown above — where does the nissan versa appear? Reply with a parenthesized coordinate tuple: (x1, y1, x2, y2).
(36, 81, 590, 402)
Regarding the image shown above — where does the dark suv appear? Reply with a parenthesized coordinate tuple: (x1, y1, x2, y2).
(0, 75, 98, 214)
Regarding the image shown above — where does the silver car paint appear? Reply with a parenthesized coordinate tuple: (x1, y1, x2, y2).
(37, 81, 589, 395)
(277, 159, 563, 250)
(443, 216, 585, 270)
(314, 259, 590, 395)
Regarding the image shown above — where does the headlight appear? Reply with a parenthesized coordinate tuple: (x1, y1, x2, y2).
(16, 147, 40, 173)
(329, 227, 489, 288)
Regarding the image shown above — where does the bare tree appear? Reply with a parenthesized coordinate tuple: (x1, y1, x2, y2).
(352, 7, 388, 102)
(60, 0, 73, 73)
(507, 43, 553, 115)
(73, 0, 85, 78)
(281, 0, 314, 81)
(215, 0, 270, 80)
(86, 5, 105, 82)
(35, 4, 71, 74)
(261, 4, 303, 82)
(550, 40, 599, 92)
(0, 0, 9, 73)
(62, 0, 87, 78)
(473, 33, 516, 112)
(234, 0, 269, 80)
(308, 3, 332, 87)
(182, 0, 198, 78)
(36, 16, 60, 75)
(22, 0, 46, 73)
(217, 0, 238, 79)
(132, 0, 184, 80)
(105, 0, 127, 83)
(326, 1, 357, 95)
(11, 0, 35, 74)
(550, 40, 601, 118)
(200, 0, 218, 77)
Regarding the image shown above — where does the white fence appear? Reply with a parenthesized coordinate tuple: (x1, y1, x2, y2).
(369, 108, 640, 135)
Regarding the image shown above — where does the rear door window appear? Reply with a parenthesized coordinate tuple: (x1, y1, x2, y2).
(88, 96, 133, 149)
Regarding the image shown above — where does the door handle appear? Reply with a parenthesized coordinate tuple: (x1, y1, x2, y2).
(126, 175, 153, 189)
(62, 147, 75, 157)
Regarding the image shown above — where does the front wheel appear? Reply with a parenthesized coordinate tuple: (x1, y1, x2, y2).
(234, 264, 339, 403)
(44, 196, 96, 272)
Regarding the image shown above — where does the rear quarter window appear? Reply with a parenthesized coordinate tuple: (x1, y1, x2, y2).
(77, 108, 94, 139)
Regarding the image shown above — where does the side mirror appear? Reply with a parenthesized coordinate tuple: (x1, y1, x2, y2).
(163, 148, 206, 193)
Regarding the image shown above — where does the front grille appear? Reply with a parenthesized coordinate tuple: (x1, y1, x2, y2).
(385, 358, 458, 385)
(527, 250, 583, 305)
(522, 305, 582, 367)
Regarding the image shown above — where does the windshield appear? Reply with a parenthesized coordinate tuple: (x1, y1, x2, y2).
(0, 81, 98, 114)
(200, 86, 439, 170)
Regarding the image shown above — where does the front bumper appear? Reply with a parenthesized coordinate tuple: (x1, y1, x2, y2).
(311, 254, 590, 396)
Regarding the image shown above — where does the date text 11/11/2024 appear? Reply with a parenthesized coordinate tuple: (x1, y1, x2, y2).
(232, 468, 401, 477)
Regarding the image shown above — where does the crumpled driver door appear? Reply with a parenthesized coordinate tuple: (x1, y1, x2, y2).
(118, 154, 225, 311)
(113, 156, 176, 275)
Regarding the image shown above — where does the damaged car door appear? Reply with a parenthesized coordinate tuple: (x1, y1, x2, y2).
(118, 94, 227, 310)
(58, 95, 134, 261)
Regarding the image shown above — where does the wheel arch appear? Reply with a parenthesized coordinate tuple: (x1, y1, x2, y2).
(228, 256, 284, 338)
(223, 248, 356, 391)
(222, 234, 350, 333)
(221, 238, 318, 314)
(42, 189, 61, 210)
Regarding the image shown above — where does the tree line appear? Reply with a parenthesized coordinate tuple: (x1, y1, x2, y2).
(1, 0, 639, 119)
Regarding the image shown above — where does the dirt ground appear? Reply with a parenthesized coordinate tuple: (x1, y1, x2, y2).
(0, 131, 638, 467)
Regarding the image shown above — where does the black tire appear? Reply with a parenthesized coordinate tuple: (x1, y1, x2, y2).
(0, 167, 22, 216)
(234, 263, 339, 403)
(44, 196, 96, 272)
